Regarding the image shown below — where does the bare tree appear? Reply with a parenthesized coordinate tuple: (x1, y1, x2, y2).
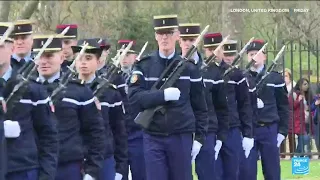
(0, 1, 11, 21)
(18, 0, 40, 19)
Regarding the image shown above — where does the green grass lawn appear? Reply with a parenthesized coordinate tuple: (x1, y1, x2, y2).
(192, 160, 320, 180)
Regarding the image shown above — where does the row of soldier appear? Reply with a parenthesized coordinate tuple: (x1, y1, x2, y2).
(0, 13, 289, 180)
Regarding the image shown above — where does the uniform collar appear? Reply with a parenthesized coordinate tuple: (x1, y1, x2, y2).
(1, 65, 12, 81)
(159, 50, 175, 59)
(38, 71, 60, 83)
(84, 74, 96, 84)
(12, 51, 33, 63)
(255, 65, 265, 73)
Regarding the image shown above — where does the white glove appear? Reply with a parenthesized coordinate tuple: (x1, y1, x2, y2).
(257, 98, 264, 109)
(214, 140, 222, 160)
(277, 133, 285, 148)
(164, 87, 181, 101)
(191, 140, 202, 163)
(242, 137, 254, 158)
(83, 174, 95, 180)
(115, 173, 123, 180)
(4, 120, 21, 138)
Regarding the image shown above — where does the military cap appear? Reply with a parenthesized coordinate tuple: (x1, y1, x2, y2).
(11, 19, 34, 36)
(117, 39, 136, 54)
(223, 40, 238, 54)
(0, 22, 14, 42)
(153, 14, 179, 31)
(32, 34, 64, 52)
(71, 38, 103, 56)
(97, 38, 111, 50)
(178, 23, 201, 38)
(203, 32, 222, 48)
(56, 24, 78, 39)
(247, 39, 265, 53)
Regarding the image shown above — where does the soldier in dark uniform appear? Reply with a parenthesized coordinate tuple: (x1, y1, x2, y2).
(34, 35, 106, 180)
(116, 40, 147, 180)
(97, 38, 111, 75)
(0, 24, 59, 180)
(178, 23, 203, 69)
(202, 33, 225, 68)
(128, 14, 208, 180)
(74, 38, 128, 180)
(245, 39, 289, 180)
(212, 37, 254, 180)
(11, 20, 35, 71)
(55, 24, 78, 72)
(178, 27, 230, 180)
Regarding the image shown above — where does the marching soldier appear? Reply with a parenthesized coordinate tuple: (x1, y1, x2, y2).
(0, 23, 59, 180)
(55, 24, 78, 72)
(213, 38, 254, 180)
(11, 20, 34, 71)
(35, 35, 106, 180)
(245, 39, 289, 180)
(178, 23, 203, 69)
(116, 40, 147, 180)
(97, 38, 111, 74)
(178, 25, 229, 180)
(74, 38, 128, 180)
(128, 14, 208, 180)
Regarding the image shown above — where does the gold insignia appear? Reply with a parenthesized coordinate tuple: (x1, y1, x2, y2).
(228, 45, 230, 49)
(41, 40, 44, 46)
(17, 26, 20, 30)
(253, 43, 256, 47)
(130, 74, 138, 84)
(94, 97, 101, 111)
(186, 28, 189, 33)
(162, 20, 166, 25)
(212, 38, 214, 42)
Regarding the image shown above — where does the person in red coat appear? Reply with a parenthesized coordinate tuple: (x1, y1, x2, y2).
(288, 78, 313, 157)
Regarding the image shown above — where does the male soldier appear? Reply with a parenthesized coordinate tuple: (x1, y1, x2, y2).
(35, 35, 105, 180)
(213, 38, 254, 180)
(0, 23, 59, 180)
(245, 39, 289, 180)
(128, 14, 208, 180)
(74, 38, 128, 180)
(116, 40, 146, 180)
(55, 24, 78, 72)
(178, 23, 203, 69)
(177, 26, 229, 180)
(11, 20, 34, 71)
(96, 38, 111, 75)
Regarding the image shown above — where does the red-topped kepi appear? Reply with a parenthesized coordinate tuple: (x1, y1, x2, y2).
(203, 32, 222, 47)
(117, 39, 136, 53)
(247, 39, 265, 53)
(56, 24, 78, 38)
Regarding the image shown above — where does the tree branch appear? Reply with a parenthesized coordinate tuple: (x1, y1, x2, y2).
(18, 0, 40, 19)
(0, 1, 11, 21)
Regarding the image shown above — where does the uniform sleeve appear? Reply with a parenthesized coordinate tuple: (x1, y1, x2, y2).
(128, 64, 166, 111)
(234, 73, 253, 138)
(274, 74, 290, 137)
(109, 92, 128, 176)
(189, 64, 209, 145)
(31, 84, 59, 180)
(211, 74, 229, 142)
(249, 86, 258, 130)
(79, 87, 106, 179)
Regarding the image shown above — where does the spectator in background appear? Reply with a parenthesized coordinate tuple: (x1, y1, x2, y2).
(311, 84, 320, 158)
(289, 78, 313, 157)
(281, 68, 296, 158)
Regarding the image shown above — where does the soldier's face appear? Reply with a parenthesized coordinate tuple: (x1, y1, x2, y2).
(224, 54, 236, 65)
(99, 49, 110, 62)
(76, 53, 99, 76)
(203, 47, 215, 58)
(13, 34, 33, 57)
(155, 29, 179, 51)
(179, 37, 196, 56)
(121, 53, 136, 68)
(247, 50, 266, 68)
(0, 42, 14, 67)
(62, 39, 77, 60)
(37, 51, 64, 77)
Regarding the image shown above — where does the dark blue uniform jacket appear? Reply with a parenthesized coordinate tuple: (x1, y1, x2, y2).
(42, 74, 105, 179)
(88, 77, 128, 176)
(247, 66, 289, 136)
(2, 71, 58, 180)
(201, 63, 229, 142)
(219, 60, 253, 138)
(128, 51, 208, 144)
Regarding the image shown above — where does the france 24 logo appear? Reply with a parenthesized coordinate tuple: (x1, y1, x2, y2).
(292, 157, 309, 175)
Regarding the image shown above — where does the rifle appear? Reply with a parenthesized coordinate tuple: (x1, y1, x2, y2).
(49, 42, 89, 105)
(255, 45, 286, 95)
(242, 42, 268, 75)
(134, 25, 210, 128)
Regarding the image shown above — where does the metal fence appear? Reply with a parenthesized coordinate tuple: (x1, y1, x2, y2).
(237, 40, 320, 159)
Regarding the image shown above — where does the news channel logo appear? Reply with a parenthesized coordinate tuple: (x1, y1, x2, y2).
(292, 157, 310, 175)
